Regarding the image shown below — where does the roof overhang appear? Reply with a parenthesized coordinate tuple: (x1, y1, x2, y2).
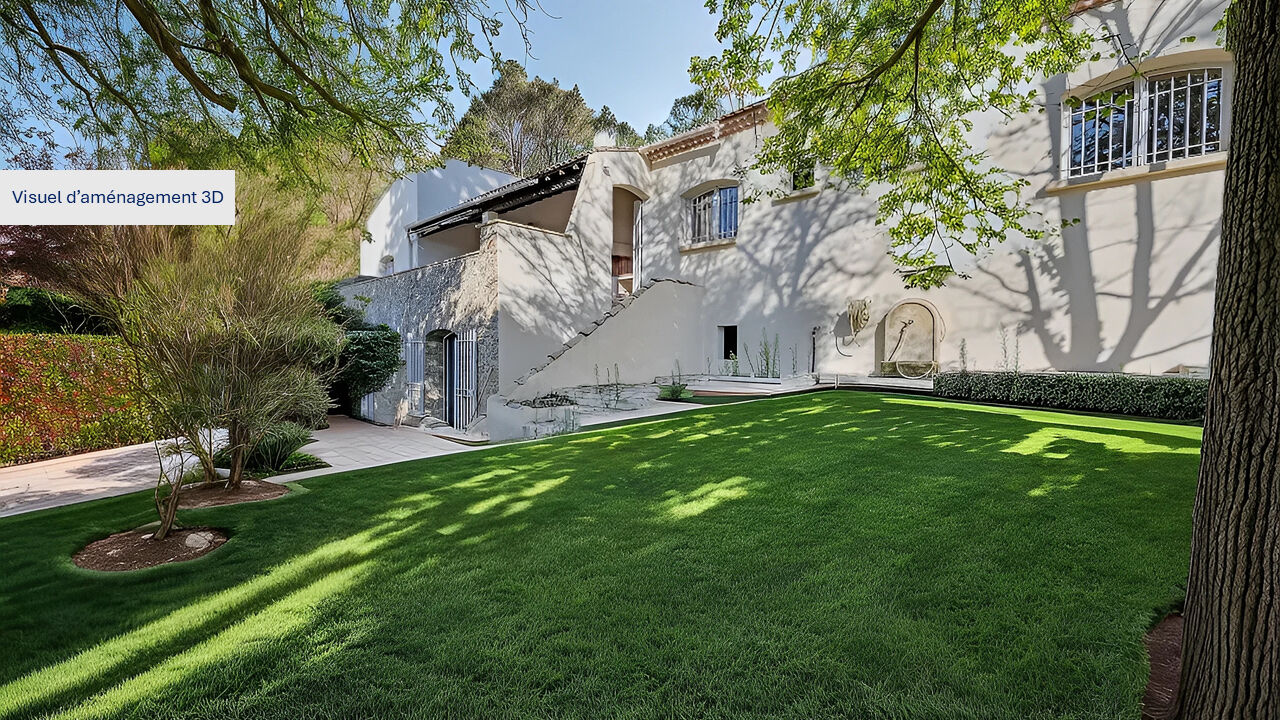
(407, 155, 587, 238)
(638, 100, 770, 164)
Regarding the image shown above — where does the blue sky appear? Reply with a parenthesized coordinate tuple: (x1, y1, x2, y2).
(459, 0, 729, 131)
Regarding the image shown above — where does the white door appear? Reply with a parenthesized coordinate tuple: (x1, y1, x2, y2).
(632, 199, 644, 285)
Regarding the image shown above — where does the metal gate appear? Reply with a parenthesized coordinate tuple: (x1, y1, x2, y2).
(451, 329, 478, 429)
(404, 339, 425, 415)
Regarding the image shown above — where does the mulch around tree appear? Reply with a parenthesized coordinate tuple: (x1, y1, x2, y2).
(1142, 613, 1183, 720)
(72, 526, 227, 571)
(178, 479, 289, 509)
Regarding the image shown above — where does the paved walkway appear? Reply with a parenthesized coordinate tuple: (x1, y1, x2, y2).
(0, 417, 466, 518)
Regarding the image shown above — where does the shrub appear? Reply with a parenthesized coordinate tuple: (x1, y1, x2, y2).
(0, 288, 111, 334)
(215, 422, 313, 472)
(657, 383, 690, 401)
(0, 334, 153, 465)
(933, 371, 1208, 421)
(333, 326, 402, 413)
(281, 451, 327, 472)
(248, 422, 314, 471)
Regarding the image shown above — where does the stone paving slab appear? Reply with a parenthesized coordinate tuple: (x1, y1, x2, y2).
(0, 416, 467, 518)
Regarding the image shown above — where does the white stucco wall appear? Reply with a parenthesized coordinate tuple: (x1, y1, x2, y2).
(565, 0, 1229, 380)
(491, 218, 613, 390)
(361, 160, 515, 276)
(359, 0, 1226, 407)
(509, 280, 707, 400)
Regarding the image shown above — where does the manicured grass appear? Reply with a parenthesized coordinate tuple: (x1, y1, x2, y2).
(0, 392, 1200, 719)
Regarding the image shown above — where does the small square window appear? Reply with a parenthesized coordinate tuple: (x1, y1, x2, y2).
(719, 325, 738, 361)
(790, 163, 816, 192)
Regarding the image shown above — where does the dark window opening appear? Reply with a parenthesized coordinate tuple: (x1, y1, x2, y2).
(790, 162, 816, 191)
(720, 325, 738, 361)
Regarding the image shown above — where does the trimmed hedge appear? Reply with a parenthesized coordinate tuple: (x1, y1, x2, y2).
(333, 326, 402, 413)
(933, 371, 1208, 422)
(0, 334, 152, 466)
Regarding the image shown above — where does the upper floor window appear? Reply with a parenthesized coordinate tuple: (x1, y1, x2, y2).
(1069, 85, 1135, 177)
(1067, 67, 1224, 178)
(1146, 69, 1223, 163)
(790, 162, 816, 192)
(688, 185, 739, 244)
(379, 255, 395, 276)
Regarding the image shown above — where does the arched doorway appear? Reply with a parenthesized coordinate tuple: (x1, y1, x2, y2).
(879, 299, 945, 378)
(424, 329, 456, 424)
(422, 328, 478, 429)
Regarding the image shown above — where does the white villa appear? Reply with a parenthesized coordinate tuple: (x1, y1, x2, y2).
(341, 0, 1227, 438)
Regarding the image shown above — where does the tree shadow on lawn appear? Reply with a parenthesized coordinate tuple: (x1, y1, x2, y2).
(0, 391, 1200, 719)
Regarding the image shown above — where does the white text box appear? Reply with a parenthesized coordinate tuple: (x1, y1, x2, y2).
(0, 170, 235, 225)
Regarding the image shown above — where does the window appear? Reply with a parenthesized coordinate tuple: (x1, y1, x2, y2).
(719, 325, 738, 361)
(1146, 69, 1222, 163)
(1068, 86, 1135, 177)
(1067, 67, 1225, 178)
(790, 162, 816, 192)
(378, 255, 395, 276)
(688, 186, 739, 244)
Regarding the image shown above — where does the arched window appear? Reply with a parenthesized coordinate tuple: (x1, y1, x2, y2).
(1067, 67, 1225, 178)
(687, 185, 739, 244)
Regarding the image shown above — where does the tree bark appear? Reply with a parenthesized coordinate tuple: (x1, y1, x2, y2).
(153, 476, 181, 540)
(1177, 1, 1280, 717)
(227, 420, 246, 490)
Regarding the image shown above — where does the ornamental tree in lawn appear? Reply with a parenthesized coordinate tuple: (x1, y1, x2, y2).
(695, 0, 1276, 715)
(63, 196, 342, 538)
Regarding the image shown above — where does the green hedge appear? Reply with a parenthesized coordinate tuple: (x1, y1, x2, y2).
(933, 371, 1208, 421)
(332, 326, 402, 413)
(0, 334, 153, 465)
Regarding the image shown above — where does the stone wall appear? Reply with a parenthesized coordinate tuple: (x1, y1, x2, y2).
(340, 241, 500, 426)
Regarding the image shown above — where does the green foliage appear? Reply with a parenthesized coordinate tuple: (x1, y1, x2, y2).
(643, 89, 726, 142)
(594, 105, 644, 147)
(0, 0, 536, 173)
(215, 422, 313, 472)
(0, 334, 152, 465)
(280, 451, 328, 472)
(694, 0, 1095, 287)
(0, 288, 109, 335)
(442, 60, 644, 175)
(337, 327, 403, 411)
(657, 383, 691, 401)
(933, 371, 1208, 421)
(313, 282, 368, 329)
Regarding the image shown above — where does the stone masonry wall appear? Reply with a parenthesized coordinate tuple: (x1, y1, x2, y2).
(340, 240, 500, 426)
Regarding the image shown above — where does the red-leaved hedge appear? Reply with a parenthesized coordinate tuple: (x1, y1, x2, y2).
(0, 334, 152, 466)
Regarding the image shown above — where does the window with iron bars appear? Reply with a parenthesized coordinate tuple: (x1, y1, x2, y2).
(687, 186, 739, 244)
(1067, 67, 1224, 178)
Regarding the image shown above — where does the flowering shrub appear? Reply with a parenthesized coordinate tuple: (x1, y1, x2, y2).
(0, 334, 153, 466)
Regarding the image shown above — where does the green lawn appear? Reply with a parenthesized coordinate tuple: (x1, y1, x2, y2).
(0, 392, 1200, 719)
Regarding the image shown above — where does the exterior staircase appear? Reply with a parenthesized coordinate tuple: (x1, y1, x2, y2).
(509, 277, 699, 393)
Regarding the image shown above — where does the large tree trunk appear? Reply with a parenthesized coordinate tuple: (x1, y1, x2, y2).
(1176, 2, 1280, 717)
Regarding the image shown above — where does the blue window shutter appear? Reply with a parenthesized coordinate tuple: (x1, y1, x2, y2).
(717, 186, 738, 238)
